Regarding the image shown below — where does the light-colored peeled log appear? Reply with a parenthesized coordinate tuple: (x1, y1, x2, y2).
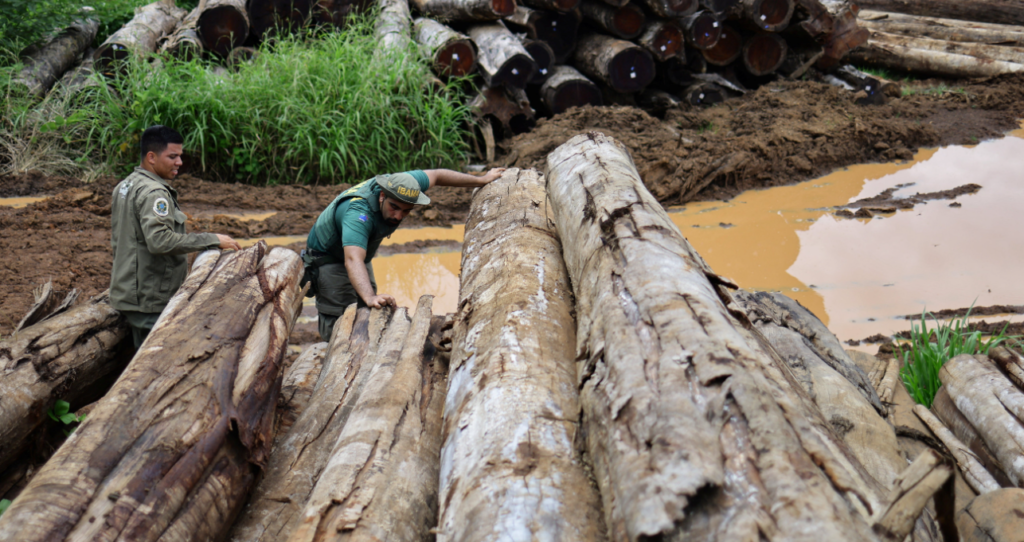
(411, 0, 514, 21)
(95, 1, 186, 73)
(413, 18, 477, 77)
(740, 0, 794, 31)
(848, 39, 1024, 78)
(990, 346, 1024, 390)
(638, 0, 698, 18)
(374, 0, 413, 64)
(956, 488, 1024, 542)
(859, 10, 1024, 46)
(0, 292, 128, 474)
(742, 31, 787, 75)
(870, 448, 953, 542)
(286, 296, 446, 542)
(913, 405, 1001, 495)
(468, 22, 537, 89)
(0, 243, 303, 542)
(940, 354, 1024, 487)
(15, 18, 99, 96)
(869, 31, 1024, 65)
(504, 5, 581, 62)
(520, 0, 579, 13)
(248, 0, 312, 39)
(438, 169, 607, 542)
(574, 33, 655, 93)
(275, 342, 328, 438)
(227, 306, 392, 541)
(680, 10, 722, 50)
(197, 0, 249, 57)
(580, 1, 646, 40)
(545, 131, 902, 541)
(931, 386, 1013, 488)
(856, 0, 1024, 27)
(540, 65, 603, 114)
(637, 20, 685, 62)
(701, 23, 742, 65)
(160, 1, 204, 59)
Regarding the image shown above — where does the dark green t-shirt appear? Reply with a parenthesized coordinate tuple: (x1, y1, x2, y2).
(307, 170, 429, 261)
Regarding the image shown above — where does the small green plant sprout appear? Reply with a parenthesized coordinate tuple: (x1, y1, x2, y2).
(0, 498, 10, 517)
(897, 305, 1018, 408)
(47, 400, 85, 436)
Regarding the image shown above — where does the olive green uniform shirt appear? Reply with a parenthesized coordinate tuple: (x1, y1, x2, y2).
(109, 167, 220, 313)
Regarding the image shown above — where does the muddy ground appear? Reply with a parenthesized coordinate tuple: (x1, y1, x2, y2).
(2, 74, 1023, 336)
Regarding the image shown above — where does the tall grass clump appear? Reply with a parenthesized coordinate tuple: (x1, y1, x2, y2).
(898, 307, 1017, 408)
(62, 17, 472, 184)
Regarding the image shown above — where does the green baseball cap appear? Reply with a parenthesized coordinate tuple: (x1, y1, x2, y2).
(378, 173, 430, 206)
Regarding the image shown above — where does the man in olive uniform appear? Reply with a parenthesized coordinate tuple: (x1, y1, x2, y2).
(110, 125, 241, 347)
(304, 167, 505, 341)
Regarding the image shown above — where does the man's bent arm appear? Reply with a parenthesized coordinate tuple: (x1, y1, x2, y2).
(425, 168, 505, 189)
(343, 245, 382, 305)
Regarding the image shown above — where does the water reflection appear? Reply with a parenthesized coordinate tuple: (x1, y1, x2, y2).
(374, 252, 461, 314)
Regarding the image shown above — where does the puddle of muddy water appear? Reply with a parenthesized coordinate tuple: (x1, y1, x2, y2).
(0, 196, 49, 208)
(670, 124, 1024, 348)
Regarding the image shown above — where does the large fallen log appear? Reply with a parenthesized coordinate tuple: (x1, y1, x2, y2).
(701, 22, 742, 64)
(411, 0, 515, 21)
(680, 10, 722, 50)
(742, 31, 787, 75)
(197, 0, 250, 57)
(275, 342, 327, 438)
(413, 18, 477, 77)
(160, 1, 205, 59)
(544, 131, 939, 541)
(374, 0, 413, 64)
(868, 31, 1024, 65)
(637, 20, 685, 62)
(95, 1, 187, 74)
(438, 169, 607, 542)
(912, 405, 1001, 495)
(858, 10, 1024, 46)
(286, 296, 446, 542)
(856, 0, 1024, 27)
(580, 2, 646, 40)
(249, 0, 312, 38)
(0, 243, 303, 541)
(540, 64, 603, 114)
(848, 39, 1024, 78)
(468, 22, 538, 88)
(15, 18, 99, 96)
(0, 292, 129, 475)
(505, 6, 581, 62)
(931, 386, 1013, 488)
(574, 33, 655, 93)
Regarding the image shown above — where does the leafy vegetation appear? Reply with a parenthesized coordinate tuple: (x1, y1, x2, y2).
(898, 307, 1018, 408)
(48, 399, 86, 436)
(0, 498, 9, 517)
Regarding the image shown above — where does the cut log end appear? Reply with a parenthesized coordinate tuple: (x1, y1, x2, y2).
(685, 11, 722, 50)
(198, 6, 249, 58)
(608, 48, 655, 92)
(641, 21, 685, 61)
(523, 39, 555, 83)
(614, 5, 647, 39)
(686, 82, 727, 105)
(702, 24, 742, 65)
(492, 54, 536, 88)
(542, 66, 603, 114)
(748, 0, 793, 31)
(743, 32, 787, 75)
(437, 40, 477, 77)
(492, 0, 517, 17)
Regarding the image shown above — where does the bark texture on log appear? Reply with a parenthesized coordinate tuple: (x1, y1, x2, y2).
(468, 22, 537, 88)
(160, 2, 205, 59)
(16, 18, 99, 96)
(198, 0, 250, 57)
(413, 18, 477, 77)
(912, 405, 1001, 495)
(990, 346, 1024, 391)
(95, 1, 187, 73)
(580, 1, 646, 40)
(847, 39, 1024, 77)
(856, 0, 1024, 28)
(931, 386, 1013, 489)
(540, 64, 603, 114)
(375, 0, 413, 64)
(859, 10, 1024, 47)
(286, 296, 446, 542)
(505, 6, 581, 62)
(275, 342, 328, 438)
(0, 292, 128, 475)
(545, 131, 897, 541)
(680, 10, 722, 49)
(869, 30, 1024, 64)
(955, 488, 1024, 542)
(248, 0, 313, 38)
(13, 280, 79, 334)
(0, 243, 302, 542)
(574, 33, 655, 92)
(411, 0, 515, 21)
(742, 31, 787, 75)
(701, 23, 742, 64)
(470, 85, 535, 138)
(438, 169, 607, 542)
(870, 448, 953, 542)
(637, 20, 685, 61)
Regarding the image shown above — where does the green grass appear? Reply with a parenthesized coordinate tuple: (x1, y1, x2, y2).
(898, 307, 1017, 407)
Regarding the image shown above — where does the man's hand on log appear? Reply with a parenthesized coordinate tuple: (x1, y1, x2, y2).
(367, 294, 396, 309)
(216, 234, 241, 251)
(478, 168, 506, 185)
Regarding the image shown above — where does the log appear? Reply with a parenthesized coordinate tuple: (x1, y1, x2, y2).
(438, 168, 607, 541)
(574, 33, 655, 93)
(989, 346, 1024, 391)
(654, 54, 705, 89)
(285, 297, 446, 542)
(545, 131, 906, 541)
(683, 81, 728, 104)
(198, 0, 250, 57)
(95, 1, 187, 74)
(912, 405, 1002, 495)
(638, 0, 698, 19)
(680, 10, 722, 50)
(580, 1, 646, 40)
(160, 2, 205, 59)
(848, 39, 1024, 79)
(868, 30, 1024, 65)
(701, 22, 742, 65)
(13, 280, 79, 334)
(0, 243, 302, 541)
(540, 64, 603, 114)
(248, 0, 312, 38)
(870, 448, 953, 542)
(275, 342, 327, 438)
(413, 18, 477, 77)
(820, 3, 870, 68)
(740, 0, 794, 31)
(411, 0, 514, 22)
(15, 18, 99, 96)
(637, 20, 685, 62)
(859, 10, 1024, 47)
(931, 386, 1013, 488)
(374, 0, 413, 64)
(504, 6, 581, 62)
(0, 292, 128, 475)
(469, 85, 535, 138)
(856, 0, 1024, 28)
(940, 354, 1024, 487)
(522, 38, 555, 82)
(55, 51, 102, 96)
(742, 31, 787, 75)
(638, 87, 682, 113)
(520, 0, 579, 14)
(226, 45, 259, 68)
(312, 0, 375, 28)
(468, 22, 537, 89)
(956, 488, 1024, 542)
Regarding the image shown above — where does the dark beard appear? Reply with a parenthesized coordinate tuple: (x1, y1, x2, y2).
(385, 217, 402, 225)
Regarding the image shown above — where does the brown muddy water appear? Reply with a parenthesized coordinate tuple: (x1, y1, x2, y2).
(0, 196, 49, 207)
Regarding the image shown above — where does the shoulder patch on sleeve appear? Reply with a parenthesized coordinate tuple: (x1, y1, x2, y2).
(153, 197, 170, 217)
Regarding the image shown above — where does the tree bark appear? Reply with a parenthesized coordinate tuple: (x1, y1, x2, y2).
(869, 449, 953, 542)
(867, 30, 1024, 65)
(0, 243, 302, 542)
(940, 354, 1024, 487)
(848, 38, 1024, 78)
(540, 64, 603, 113)
(413, 18, 477, 77)
(504, 6, 582, 62)
(742, 31, 787, 75)
(15, 18, 98, 96)
(701, 23, 742, 65)
(637, 20, 685, 62)
(95, 1, 187, 74)
(161, 1, 205, 59)
(574, 33, 655, 92)
(13, 280, 79, 334)
(792, 0, 868, 68)
(931, 386, 1013, 489)
(248, 0, 313, 39)
(522, 38, 555, 82)
(580, 1, 646, 40)
(989, 346, 1024, 391)
(437, 169, 607, 542)
(468, 22, 537, 88)
(544, 131, 904, 541)
(638, 0, 698, 19)
(285, 296, 446, 542)
(469, 85, 535, 138)
(275, 342, 328, 438)
(856, 0, 1024, 27)
(520, 0, 580, 14)
(197, 0, 250, 57)
(740, 0, 794, 31)
(374, 0, 413, 64)
(680, 10, 722, 50)
(0, 291, 128, 475)
(912, 405, 1001, 495)
(411, 0, 515, 21)
(859, 10, 1024, 47)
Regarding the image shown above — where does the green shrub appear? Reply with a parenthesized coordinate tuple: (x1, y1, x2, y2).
(0, 0, 82, 58)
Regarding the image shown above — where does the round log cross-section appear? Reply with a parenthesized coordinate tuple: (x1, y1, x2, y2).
(680, 10, 721, 50)
(523, 38, 556, 83)
(685, 81, 727, 105)
(413, 18, 477, 77)
(574, 33, 655, 93)
(505, 6, 581, 62)
(742, 31, 786, 75)
(197, 0, 249, 58)
(638, 0, 698, 18)
(468, 22, 537, 88)
(638, 20, 684, 61)
(580, 2, 646, 39)
(540, 65, 603, 114)
(741, 0, 793, 32)
(701, 23, 741, 65)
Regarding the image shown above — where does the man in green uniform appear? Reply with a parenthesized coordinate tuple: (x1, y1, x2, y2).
(304, 167, 505, 341)
(110, 125, 241, 348)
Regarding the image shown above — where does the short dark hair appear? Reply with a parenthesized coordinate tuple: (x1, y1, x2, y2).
(140, 125, 184, 161)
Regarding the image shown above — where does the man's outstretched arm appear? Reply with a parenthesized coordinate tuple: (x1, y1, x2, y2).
(343, 245, 395, 309)
(425, 168, 506, 189)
